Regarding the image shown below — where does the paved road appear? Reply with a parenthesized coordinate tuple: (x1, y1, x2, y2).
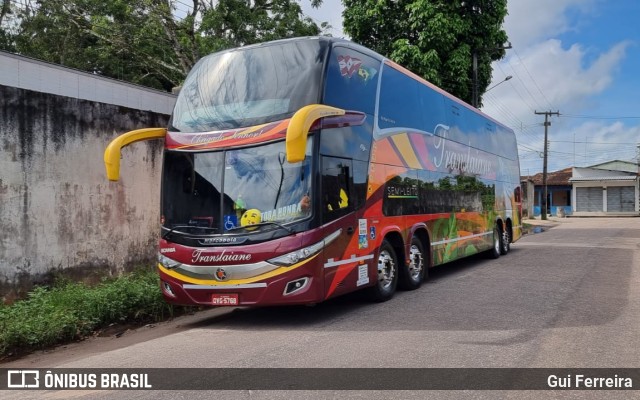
(3, 217, 640, 399)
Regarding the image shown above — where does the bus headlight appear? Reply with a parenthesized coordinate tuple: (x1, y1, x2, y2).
(158, 253, 182, 270)
(268, 229, 341, 267)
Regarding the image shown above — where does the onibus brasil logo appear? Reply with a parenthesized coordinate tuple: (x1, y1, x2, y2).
(6, 370, 152, 389)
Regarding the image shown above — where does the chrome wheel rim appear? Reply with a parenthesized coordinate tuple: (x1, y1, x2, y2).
(494, 229, 501, 253)
(377, 249, 395, 289)
(408, 244, 424, 281)
(502, 229, 510, 252)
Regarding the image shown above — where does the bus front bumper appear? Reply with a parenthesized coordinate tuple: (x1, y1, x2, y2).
(157, 264, 322, 307)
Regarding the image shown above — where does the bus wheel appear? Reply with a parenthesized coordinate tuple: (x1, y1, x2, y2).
(399, 237, 426, 290)
(488, 224, 502, 259)
(368, 240, 398, 302)
(500, 226, 511, 255)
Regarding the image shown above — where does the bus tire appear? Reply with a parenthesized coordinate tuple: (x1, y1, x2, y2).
(500, 225, 511, 255)
(399, 237, 426, 290)
(487, 224, 502, 259)
(368, 239, 399, 302)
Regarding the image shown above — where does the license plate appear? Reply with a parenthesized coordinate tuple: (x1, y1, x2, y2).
(211, 294, 239, 305)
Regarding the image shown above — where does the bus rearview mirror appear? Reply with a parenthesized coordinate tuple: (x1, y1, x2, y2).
(104, 127, 167, 181)
(286, 104, 345, 163)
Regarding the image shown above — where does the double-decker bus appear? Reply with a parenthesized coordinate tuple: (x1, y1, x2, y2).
(104, 37, 522, 306)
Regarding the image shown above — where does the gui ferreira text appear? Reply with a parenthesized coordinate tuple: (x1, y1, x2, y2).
(548, 373, 633, 389)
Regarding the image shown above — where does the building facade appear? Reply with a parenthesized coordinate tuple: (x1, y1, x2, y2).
(522, 167, 573, 217)
(570, 161, 639, 216)
(521, 161, 640, 217)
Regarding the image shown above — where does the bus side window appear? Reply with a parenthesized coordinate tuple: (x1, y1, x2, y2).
(321, 157, 353, 222)
(514, 186, 521, 203)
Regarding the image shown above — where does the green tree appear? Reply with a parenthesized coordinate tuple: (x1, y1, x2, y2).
(0, 0, 16, 51)
(342, 0, 508, 107)
(199, 0, 322, 52)
(1, 0, 324, 91)
(0, 0, 10, 26)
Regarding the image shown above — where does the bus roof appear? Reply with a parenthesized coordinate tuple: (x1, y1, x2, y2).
(196, 36, 513, 135)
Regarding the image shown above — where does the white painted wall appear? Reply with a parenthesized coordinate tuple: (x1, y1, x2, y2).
(0, 51, 175, 115)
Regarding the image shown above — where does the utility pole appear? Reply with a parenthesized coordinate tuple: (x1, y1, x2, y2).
(535, 110, 560, 220)
(463, 0, 512, 108)
(472, 50, 478, 107)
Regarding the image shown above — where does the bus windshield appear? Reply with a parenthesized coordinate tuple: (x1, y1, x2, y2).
(161, 139, 313, 235)
(170, 39, 326, 132)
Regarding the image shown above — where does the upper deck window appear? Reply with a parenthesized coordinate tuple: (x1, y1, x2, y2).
(378, 65, 423, 131)
(171, 40, 326, 132)
(323, 47, 380, 116)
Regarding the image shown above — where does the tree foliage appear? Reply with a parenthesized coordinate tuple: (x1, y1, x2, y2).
(343, 0, 508, 106)
(0, 0, 324, 91)
(0, 0, 16, 51)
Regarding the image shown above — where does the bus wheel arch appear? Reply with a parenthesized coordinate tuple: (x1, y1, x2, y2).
(368, 233, 402, 302)
(399, 228, 430, 290)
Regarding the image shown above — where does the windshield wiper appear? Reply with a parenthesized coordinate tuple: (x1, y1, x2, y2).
(162, 225, 189, 239)
(226, 221, 293, 234)
(162, 225, 218, 239)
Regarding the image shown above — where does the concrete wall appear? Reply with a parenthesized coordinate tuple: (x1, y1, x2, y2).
(520, 179, 534, 219)
(0, 84, 171, 301)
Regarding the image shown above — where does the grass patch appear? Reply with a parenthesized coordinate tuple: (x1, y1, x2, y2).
(0, 267, 193, 359)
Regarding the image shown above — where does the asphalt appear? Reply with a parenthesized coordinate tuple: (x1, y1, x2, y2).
(524, 216, 564, 227)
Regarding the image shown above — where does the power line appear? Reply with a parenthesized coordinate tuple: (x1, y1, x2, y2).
(496, 63, 538, 112)
(483, 92, 541, 136)
(173, 0, 195, 13)
(560, 114, 640, 120)
(519, 142, 543, 153)
(551, 140, 639, 145)
(503, 61, 545, 111)
(512, 48, 554, 110)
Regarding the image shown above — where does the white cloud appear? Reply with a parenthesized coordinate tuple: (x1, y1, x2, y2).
(483, 37, 631, 171)
(511, 117, 640, 174)
(483, 39, 629, 124)
(304, 0, 599, 44)
(503, 0, 597, 48)
(520, 121, 640, 173)
(482, 0, 631, 173)
(564, 121, 640, 161)
(302, 0, 636, 172)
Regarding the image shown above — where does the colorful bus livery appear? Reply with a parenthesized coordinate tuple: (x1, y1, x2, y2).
(104, 37, 522, 306)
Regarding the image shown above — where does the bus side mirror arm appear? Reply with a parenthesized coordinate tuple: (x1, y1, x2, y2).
(104, 127, 167, 181)
(285, 104, 345, 163)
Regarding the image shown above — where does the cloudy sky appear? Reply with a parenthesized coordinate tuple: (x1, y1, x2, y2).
(300, 0, 640, 175)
